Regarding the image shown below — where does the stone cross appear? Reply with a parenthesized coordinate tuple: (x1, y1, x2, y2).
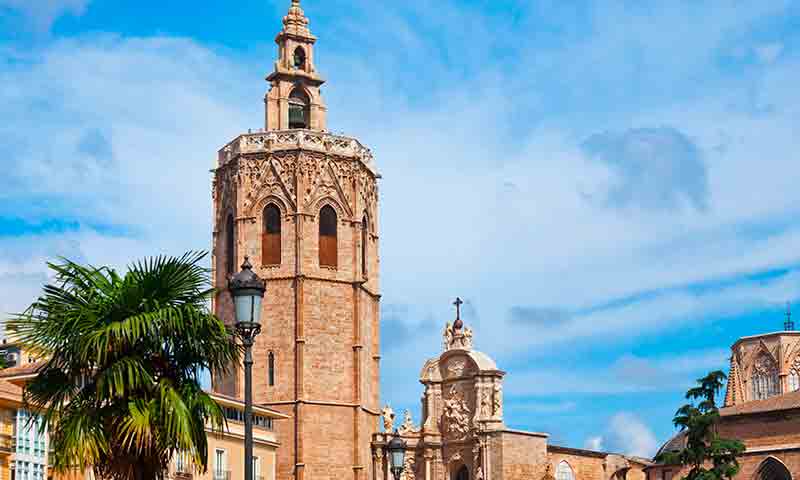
(453, 297, 463, 321)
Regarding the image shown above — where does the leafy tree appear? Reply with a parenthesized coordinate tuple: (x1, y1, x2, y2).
(656, 370, 745, 480)
(7, 252, 239, 480)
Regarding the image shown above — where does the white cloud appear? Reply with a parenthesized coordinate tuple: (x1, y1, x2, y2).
(584, 436, 605, 452)
(607, 413, 659, 458)
(0, 0, 89, 32)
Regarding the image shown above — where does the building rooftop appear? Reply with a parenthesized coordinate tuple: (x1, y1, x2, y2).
(720, 389, 800, 417)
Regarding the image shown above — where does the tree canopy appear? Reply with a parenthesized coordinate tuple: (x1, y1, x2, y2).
(656, 370, 745, 480)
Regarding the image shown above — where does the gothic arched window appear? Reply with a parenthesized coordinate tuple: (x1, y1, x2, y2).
(289, 88, 310, 129)
(262, 204, 282, 266)
(752, 353, 780, 401)
(556, 462, 575, 480)
(789, 356, 800, 392)
(756, 458, 792, 480)
(225, 214, 235, 276)
(268, 352, 275, 387)
(361, 214, 369, 278)
(293, 47, 306, 70)
(319, 205, 338, 268)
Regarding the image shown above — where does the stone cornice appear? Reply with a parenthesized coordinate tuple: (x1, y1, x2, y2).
(217, 129, 379, 177)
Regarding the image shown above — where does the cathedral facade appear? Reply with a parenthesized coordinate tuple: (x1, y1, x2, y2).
(211, 2, 381, 480)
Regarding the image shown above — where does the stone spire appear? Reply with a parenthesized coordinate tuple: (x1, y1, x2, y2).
(281, 0, 313, 39)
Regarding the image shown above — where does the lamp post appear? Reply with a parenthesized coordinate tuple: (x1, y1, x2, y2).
(387, 432, 407, 480)
(229, 257, 266, 480)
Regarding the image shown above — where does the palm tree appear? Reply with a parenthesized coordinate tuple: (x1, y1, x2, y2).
(6, 252, 239, 480)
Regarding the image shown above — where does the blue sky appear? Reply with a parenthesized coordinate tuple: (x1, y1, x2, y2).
(2, 0, 800, 458)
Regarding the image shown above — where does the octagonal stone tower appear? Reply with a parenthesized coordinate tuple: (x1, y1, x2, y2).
(211, 3, 382, 480)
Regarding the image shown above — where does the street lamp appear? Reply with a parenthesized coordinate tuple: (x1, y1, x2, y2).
(229, 257, 266, 480)
(387, 432, 407, 480)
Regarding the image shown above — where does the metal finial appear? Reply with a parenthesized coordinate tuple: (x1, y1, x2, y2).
(786, 302, 795, 331)
(292, 0, 300, 5)
(453, 297, 464, 329)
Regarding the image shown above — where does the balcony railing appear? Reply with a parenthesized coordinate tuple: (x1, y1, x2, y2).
(213, 471, 231, 480)
(0, 433, 12, 453)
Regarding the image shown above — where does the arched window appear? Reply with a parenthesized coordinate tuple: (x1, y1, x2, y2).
(319, 205, 338, 268)
(756, 458, 792, 480)
(225, 214, 235, 276)
(293, 47, 306, 70)
(752, 353, 780, 400)
(361, 214, 368, 278)
(268, 352, 275, 387)
(789, 356, 800, 392)
(289, 88, 310, 129)
(556, 462, 575, 480)
(262, 204, 282, 266)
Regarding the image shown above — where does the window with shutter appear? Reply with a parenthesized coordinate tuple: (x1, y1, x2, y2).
(319, 205, 338, 268)
(262, 204, 282, 265)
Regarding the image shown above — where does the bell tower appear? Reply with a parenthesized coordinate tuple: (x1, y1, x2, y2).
(211, 2, 381, 480)
(264, 0, 327, 132)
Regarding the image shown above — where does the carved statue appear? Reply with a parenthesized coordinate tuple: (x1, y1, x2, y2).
(463, 327, 473, 349)
(480, 388, 491, 417)
(382, 404, 396, 432)
(476, 467, 485, 480)
(401, 453, 416, 480)
(398, 409, 419, 435)
(492, 383, 503, 418)
(443, 321, 453, 351)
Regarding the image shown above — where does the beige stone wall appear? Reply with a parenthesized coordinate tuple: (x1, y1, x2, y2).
(547, 448, 607, 480)
(499, 432, 548, 480)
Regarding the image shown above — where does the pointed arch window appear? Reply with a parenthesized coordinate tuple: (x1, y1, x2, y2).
(319, 205, 338, 268)
(225, 214, 235, 276)
(293, 47, 306, 70)
(556, 462, 575, 480)
(789, 356, 800, 392)
(752, 353, 780, 400)
(756, 458, 792, 480)
(289, 88, 310, 129)
(262, 204, 282, 266)
(361, 214, 369, 278)
(268, 352, 275, 387)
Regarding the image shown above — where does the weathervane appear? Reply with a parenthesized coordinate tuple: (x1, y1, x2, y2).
(786, 302, 795, 332)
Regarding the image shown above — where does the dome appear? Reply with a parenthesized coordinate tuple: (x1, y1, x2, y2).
(654, 430, 687, 461)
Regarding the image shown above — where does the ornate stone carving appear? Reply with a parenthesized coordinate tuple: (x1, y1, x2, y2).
(398, 410, 419, 435)
(382, 405, 396, 432)
(447, 359, 467, 378)
(480, 386, 491, 418)
(443, 324, 473, 351)
(492, 383, 503, 418)
(401, 453, 416, 480)
(444, 386, 471, 440)
(448, 450, 463, 463)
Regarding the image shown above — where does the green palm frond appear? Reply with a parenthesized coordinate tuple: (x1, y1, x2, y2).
(6, 251, 239, 480)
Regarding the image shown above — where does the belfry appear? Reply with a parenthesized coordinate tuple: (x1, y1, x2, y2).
(211, 1, 381, 480)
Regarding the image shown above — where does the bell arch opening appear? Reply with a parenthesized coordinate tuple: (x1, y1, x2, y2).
(289, 87, 311, 129)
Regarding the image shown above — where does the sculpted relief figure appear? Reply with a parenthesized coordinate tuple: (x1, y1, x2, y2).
(382, 404, 396, 432)
(444, 385, 471, 439)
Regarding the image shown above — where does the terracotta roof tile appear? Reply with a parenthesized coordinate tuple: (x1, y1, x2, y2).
(720, 390, 800, 417)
